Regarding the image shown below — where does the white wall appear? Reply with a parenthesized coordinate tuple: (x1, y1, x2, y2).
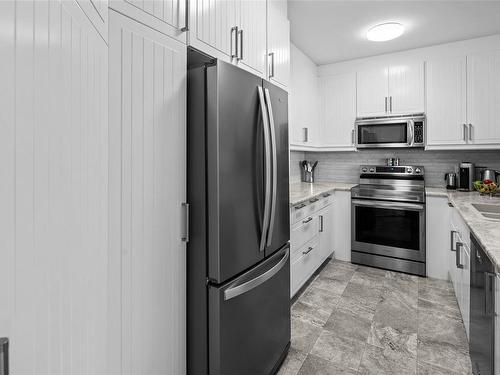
(289, 43, 319, 143)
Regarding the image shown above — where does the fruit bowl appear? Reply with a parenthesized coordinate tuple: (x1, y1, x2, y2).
(474, 180, 499, 195)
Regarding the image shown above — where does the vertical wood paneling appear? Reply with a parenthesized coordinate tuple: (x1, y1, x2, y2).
(1, 1, 109, 374)
(0, 0, 16, 350)
(388, 62, 425, 114)
(109, 10, 186, 375)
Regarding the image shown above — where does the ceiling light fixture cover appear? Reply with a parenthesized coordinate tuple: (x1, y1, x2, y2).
(367, 22, 405, 42)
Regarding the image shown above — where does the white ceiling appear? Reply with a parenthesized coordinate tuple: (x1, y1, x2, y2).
(288, 0, 500, 65)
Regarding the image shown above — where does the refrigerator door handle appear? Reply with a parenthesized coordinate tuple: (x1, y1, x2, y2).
(264, 88, 277, 247)
(224, 249, 289, 301)
(258, 86, 272, 252)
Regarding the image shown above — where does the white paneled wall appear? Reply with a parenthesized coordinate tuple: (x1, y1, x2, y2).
(0, 1, 108, 374)
(108, 10, 187, 375)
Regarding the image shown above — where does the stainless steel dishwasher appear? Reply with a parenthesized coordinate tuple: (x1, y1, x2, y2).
(470, 234, 495, 375)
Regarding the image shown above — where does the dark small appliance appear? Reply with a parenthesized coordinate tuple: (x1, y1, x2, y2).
(458, 162, 475, 191)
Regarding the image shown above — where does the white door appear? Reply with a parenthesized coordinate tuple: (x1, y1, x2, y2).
(460, 244, 471, 338)
(189, 0, 240, 61)
(318, 204, 334, 260)
(467, 50, 500, 145)
(0, 1, 109, 373)
(333, 191, 351, 262)
(239, 0, 266, 76)
(356, 67, 389, 117)
(320, 72, 357, 149)
(267, 0, 290, 89)
(388, 62, 425, 115)
(109, 10, 187, 375)
(426, 56, 467, 147)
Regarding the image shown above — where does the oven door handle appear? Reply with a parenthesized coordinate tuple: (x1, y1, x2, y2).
(351, 199, 424, 211)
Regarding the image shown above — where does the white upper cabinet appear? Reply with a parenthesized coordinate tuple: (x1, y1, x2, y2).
(267, 0, 290, 89)
(239, 0, 267, 75)
(356, 67, 388, 117)
(109, 0, 188, 42)
(388, 62, 425, 114)
(319, 72, 357, 149)
(189, 0, 270, 77)
(426, 56, 467, 147)
(466, 50, 500, 146)
(189, 0, 239, 59)
(357, 62, 424, 117)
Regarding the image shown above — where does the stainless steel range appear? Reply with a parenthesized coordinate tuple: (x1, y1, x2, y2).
(351, 165, 426, 276)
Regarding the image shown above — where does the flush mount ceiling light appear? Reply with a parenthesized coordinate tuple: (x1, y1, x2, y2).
(367, 22, 405, 42)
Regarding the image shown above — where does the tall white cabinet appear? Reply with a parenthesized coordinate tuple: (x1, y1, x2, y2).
(0, 1, 108, 373)
(108, 9, 187, 375)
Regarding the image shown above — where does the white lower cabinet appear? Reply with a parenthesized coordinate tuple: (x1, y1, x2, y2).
(333, 190, 351, 262)
(448, 203, 471, 338)
(290, 193, 334, 297)
(426, 196, 451, 280)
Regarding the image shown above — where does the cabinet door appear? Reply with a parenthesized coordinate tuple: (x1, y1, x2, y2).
(190, 0, 240, 60)
(239, 0, 266, 75)
(0, 1, 109, 373)
(320, 72, 357, 149)
(467, 50, 500, 145)
(109, 10, 186, 375)
(426, 56, 467, 147)
(333, 191, 351, 262)
(460, 245, 471, 339)
(318, 204, 334, 260)
(425, 197, 450, 280)
(357, 67, 389, 117)
(110, 0, 187, 43)
(388, 62, 425, 115)
(267, 0, 290, 90)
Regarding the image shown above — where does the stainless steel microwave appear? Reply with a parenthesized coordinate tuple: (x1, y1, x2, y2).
(355, 114, 425, 149)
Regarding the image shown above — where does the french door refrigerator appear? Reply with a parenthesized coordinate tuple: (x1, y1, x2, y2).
(186, 48, 290, 375)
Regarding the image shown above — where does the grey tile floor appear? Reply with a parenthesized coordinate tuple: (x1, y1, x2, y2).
(279, 259, 472, 375)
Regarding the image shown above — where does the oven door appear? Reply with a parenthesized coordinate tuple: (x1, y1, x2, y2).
(356, 120, 411, 148)
(351, 199, 425, 262)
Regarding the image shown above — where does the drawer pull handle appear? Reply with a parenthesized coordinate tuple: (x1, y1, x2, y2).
(309, 198, 319, 203)
(302, 246, 314, 255)
(294, 203, 306, 210)
(302, 217, 313, 224)
(322, 193, 331, 198)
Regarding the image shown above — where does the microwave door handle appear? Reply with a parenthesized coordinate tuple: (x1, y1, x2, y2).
(408, 120, 414, 146)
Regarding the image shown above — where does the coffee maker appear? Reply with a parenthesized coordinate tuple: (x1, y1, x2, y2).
(458, 162, 475, 191)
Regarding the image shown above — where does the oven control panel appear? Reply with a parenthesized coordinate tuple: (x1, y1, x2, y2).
(360, 165, 425, 176)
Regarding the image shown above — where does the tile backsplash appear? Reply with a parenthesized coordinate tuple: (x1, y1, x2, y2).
(290, 149, 500, 187)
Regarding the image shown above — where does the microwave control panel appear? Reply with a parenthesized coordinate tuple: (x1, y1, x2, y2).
(414, 121, 424, 144)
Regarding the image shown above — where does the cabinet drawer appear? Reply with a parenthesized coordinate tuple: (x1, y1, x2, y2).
(290, 191, 334, 224)
(291, 238, 320, 296)
(291, 215, 319, 257)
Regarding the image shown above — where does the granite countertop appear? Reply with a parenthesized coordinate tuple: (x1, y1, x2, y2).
(426, 188, 500, 270)
(289, 181, 357, 206)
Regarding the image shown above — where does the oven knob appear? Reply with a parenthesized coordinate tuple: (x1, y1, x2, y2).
(415, 168, 422, 174)
(362, 167, 368, 173)
(369, 168, 375, 173)
(406, 167, 413, 173)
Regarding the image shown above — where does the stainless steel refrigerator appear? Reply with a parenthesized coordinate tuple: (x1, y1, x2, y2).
(186, 48, 291, 375)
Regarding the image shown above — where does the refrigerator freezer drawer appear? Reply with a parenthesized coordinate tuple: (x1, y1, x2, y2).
(208, 246, 291, 375)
